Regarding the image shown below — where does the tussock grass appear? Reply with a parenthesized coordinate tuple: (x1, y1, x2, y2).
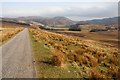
(1, 27, 24, 44)
(29, 28, 119, 78)
(51, 48, 66, 66)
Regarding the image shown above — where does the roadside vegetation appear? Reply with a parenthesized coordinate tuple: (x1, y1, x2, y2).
(0, 27, 24, 45)
(0, 22, 25, 45)
(29, 28, 119, 78)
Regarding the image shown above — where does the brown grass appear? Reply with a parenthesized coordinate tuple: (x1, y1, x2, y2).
(1, 27, 24, 44)
(29, 28, 119, 78)
(90, 67, 101, 78)
(51, 48, 66, 66)
(74, 48, 86, 55)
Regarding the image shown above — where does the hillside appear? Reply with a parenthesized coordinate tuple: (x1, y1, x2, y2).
(69, 24, 107, 32)
(1, 18, 30, 26)
(69, 17, 119, 32)
(29, 28, 119, 78)
(78, 17, 118, 25)
(18, 16, 75, 26)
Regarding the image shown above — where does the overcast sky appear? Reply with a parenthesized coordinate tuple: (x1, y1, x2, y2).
(0, 0, 119, 21)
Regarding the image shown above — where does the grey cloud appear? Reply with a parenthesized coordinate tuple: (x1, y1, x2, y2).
(2, 2, 118, 20)
(43, 3, 118, 19)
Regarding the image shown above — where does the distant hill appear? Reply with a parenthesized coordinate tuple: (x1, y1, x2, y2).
(78, 17, 118, 25)
(1, 18, 30, 26)
(69, 24, 107, 32)
(69, 17, 119, 31)
(1, 16, 119, 29)
(18, 16, 75, 27)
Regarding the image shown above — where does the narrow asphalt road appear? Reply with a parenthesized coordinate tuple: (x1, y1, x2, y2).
(1, 28, 34, 78)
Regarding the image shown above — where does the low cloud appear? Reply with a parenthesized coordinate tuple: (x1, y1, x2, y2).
(2, 2, 118, 21)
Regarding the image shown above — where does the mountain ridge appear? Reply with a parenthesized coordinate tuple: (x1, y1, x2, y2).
(17, 16, 75, 26)
(78, 17, 118, 25)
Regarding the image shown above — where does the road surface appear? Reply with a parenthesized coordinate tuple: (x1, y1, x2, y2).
(1, 28, 34, 78)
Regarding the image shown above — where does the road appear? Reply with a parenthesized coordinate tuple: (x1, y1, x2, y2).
(1, 28, 34, 78)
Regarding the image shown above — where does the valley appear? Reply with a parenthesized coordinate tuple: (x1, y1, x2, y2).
(29, 28, 119, 78)
(55, 30, 118, 47)
(1, 16, 119, 79)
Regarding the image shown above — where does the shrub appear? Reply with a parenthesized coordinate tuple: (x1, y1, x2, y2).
(51, 48, 66, 66)
(69, 26, 81, 31)
(90, 67, 101, 78)
(84, 53, 98, 67)
(74, 48, 86, 55)
(90, 28, 107, 32)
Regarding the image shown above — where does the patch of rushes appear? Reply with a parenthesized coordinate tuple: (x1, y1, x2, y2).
(0, 27, 24, 45)
(29, 28, 119, 79)
(29, 31, 83, 78)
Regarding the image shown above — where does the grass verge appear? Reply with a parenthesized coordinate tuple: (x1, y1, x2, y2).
(29, 28, 119, 78)
(29, 31, 83, 78)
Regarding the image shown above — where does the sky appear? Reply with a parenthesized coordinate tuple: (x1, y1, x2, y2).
(0, 0, 119, 2)
(0, 0, 119, 21)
